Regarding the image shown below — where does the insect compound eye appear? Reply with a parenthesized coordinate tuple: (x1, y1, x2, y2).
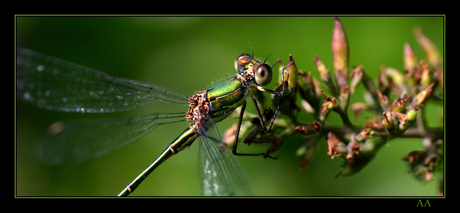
(255, 63, 272, 86)
(234, 53, 253, 73)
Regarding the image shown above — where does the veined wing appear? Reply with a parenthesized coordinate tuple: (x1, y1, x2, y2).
(16, 48, 189, 113)
(37, 112, 187, 165)
(198, 124, 256, 196)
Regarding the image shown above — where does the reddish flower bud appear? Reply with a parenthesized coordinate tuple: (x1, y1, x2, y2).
(414, 28, 442, 70)
(327, 132, 343, 159)
(319, 91, 337, 122)
(332, 17, 349, 90)
(389, 94, 411, 113)
(355, 128, 372, 142)
(350, 102, 370, 118)
(349, 65, 363, 95)
(404, 43, 421, 87)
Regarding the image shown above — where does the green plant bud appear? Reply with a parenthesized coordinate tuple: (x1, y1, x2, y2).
(382, 65, 405, 91)
(420, 60, 433, 87)
(407, 109, 418, 121)
(277, 59, 284, 86)
(296, 145, 307, 156)
(285, 55, 298, 91)
(411, 83, 434, 108)
(327, 100, 335, 110)
(272, 56, 300, 117)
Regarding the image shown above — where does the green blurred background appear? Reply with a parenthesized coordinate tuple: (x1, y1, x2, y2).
(16, 15, 444, 197)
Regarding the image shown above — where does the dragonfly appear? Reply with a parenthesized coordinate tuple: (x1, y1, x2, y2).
(16, 47, 293, 196)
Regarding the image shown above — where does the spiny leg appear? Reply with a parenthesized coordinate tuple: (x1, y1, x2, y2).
(254, 60, 295, 133)
(231, 60, 294, 159)
(231, 101, 275, 159)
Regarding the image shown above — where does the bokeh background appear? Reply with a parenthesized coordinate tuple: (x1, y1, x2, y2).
(16, 15, 444, 197)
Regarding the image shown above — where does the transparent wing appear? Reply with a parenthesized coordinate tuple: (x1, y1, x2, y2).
(16, 48, 190, 113)
(198, 124, 256, 196)
(37, 112, 187, 165)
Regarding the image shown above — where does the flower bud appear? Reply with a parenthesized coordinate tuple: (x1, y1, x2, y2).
(319, 90, 337, 122)
(327, 132, 344, 159)
(411, 83, 434, 108)
(295, 125, 309, 134)
(315, 55, 338, 96)
(297, 142, 317, 169)
(404, 150, 440, 182)
(349, 65, 363, 95)
(363, 122, 384, 130)
(404, 43, 420, 74)
(310, 121, 322, 132)
(298, 71, 321, 115)
(350, 102, 370, 118)
(285, 55, 298, 91)
(381, 111, 394, 129)
(336, 136, 387, 178)
(376, 89, 389, 109)
(315, 55, 330, 82)
(404, 43, 421, 87)
(420, 60, 433, 87)
(355, 128, 372, 142)
(397, 109, 418, 133)
(414, 28, 442, 70)
(406, 108, 418, 121)
(332, 17, 349, 90)
(392, 111, 408, 130)
(273, 56, 299, 116)
(381, 65, 405, 95)
(346, 140, 361, 159)
(389, 94, 411, 113)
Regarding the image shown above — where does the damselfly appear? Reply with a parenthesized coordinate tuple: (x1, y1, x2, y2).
(16, 48, 293, 196)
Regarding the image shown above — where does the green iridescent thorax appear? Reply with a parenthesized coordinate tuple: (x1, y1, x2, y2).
(205, 76, 248, 122)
